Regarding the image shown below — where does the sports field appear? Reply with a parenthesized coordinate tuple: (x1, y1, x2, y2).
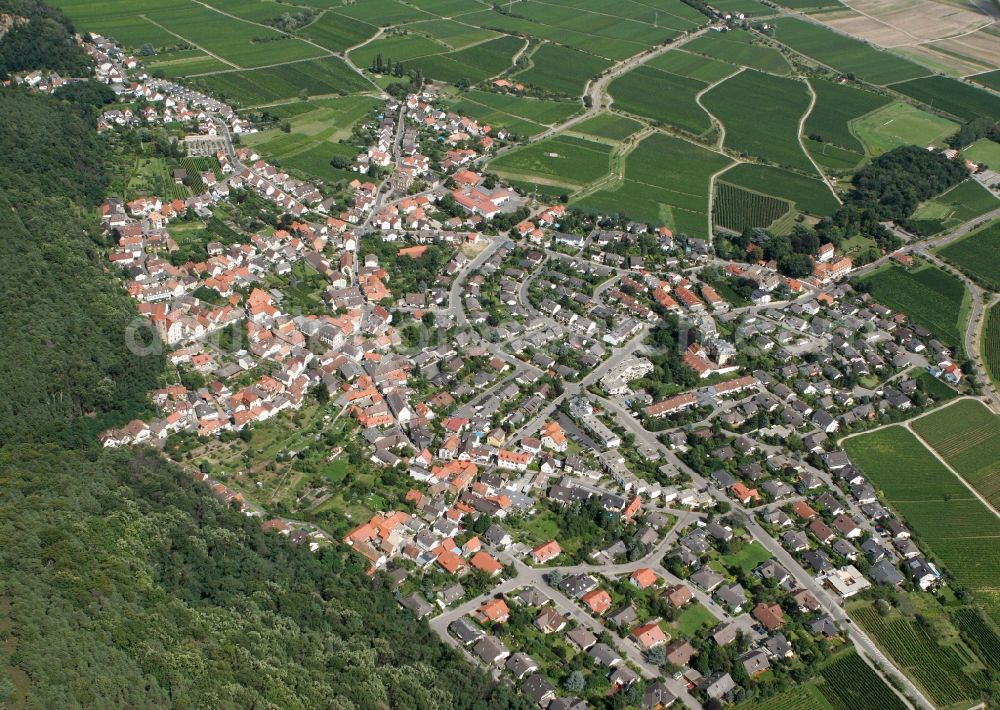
(771, 17, 930, 85)
(852, 102, 958, 156)
(716, 163, 839, 216)
(963, 138, 1000, 168)
(844, 426, 1000, 622)
(573, 133, 733, 237)
(703, 69, 816, 172)
(938, 220, 1000, 291)
(858, 263, 967, 347)
(912, 400, 1000, 512)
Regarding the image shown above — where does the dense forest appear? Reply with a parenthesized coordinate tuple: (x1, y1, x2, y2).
(716, 145, 969, 274)
(0, 8, 528, 708)
(0, 0, 90, 78)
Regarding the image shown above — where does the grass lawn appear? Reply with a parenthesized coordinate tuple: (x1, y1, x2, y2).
(721, 541, 772, 573)
(853, 102, 958, 156)
(671, 602, 719, 638)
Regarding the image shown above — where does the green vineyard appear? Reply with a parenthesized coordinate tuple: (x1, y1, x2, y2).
(714, 182, 791, 231)
(817, 652, 906, 710)
(952, 608, 1000, 672)
(985, 302, 1000, 390)
(853, 606, 983, 706)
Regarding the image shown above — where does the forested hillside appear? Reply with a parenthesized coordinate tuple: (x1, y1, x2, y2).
(0, 9, 527, 708)
(0, 0, 89, 78)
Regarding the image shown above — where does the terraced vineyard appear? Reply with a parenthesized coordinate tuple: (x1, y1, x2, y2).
(852, 606, 983, 707)
(714, 182, 791, 231)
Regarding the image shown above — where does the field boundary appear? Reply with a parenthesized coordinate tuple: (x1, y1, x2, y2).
(841, 396, 1000, 521)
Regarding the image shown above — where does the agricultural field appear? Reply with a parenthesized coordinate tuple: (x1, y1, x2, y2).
(971, 70, 1000, 92)
(851, 605, 984, 708)
(805, 78, 891, 154)
(56, 0, 327, 68)
(608, 65, 713, 135)
(912, 399, 1000, 512)
(299, 12, 379, 52)
(194, 57, 372, 106)
(714, 182, 791, 231)
(646, 50, 738, 84)
(985, 302, 1000, 391)
(938, 220, 1000, 291)
(738, 685, 830, 710)
(569, 113, 645, 142)
(890, 75, 1000, 123)
(407, 35, 525, 84)
(684, 29, 791, 75)
(910, 180, 999, 236)
(805, 139, 866, 173)
(702, 70, 816, 173)
(337, 0, 433, 25)
(445, 90, 580, 138)
(771, 17, 930, 86)
(406, 19, 500, 49)
(455, 1, 700, 62)
(852, 102, 958, 156)
(717, 163, 839, 216)
(489, 134, 615, 189)
(857, 263, 966, 347)
(815, 652, 907, 710)
(513, 43, 612, 97)
(348, 34, 446, 68)
(843, 426, 1000, 623)
(708, 0, 771, 16)
(963, 138, 1000, 168)
(243, 96, 379, 185)
(573, 133, 733, 237)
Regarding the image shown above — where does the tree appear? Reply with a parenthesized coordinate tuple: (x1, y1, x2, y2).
(140, 42, 156, 56)
(563, 670, 585, 692)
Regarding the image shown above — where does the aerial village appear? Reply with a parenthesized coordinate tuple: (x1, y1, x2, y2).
(29, 31, 976, 710)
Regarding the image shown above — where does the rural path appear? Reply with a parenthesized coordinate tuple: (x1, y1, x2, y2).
(140, 15, 240, 70)
(694, 67, 741, 151)
(478, 26, 711, 170)
(800, 78, 843, 205)
(696, 67, 742, 241)
(905, 417, 1000, 519)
